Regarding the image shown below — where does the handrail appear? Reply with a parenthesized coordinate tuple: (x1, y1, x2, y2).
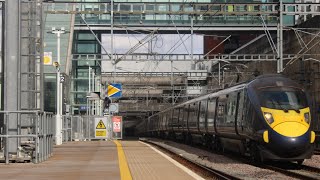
(0, 111, 54, 164)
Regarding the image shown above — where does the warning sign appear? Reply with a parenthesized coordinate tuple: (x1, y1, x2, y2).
(112, 116, 122, 133)
(96, 120, 106, 129)
(95, 118, 108, 138)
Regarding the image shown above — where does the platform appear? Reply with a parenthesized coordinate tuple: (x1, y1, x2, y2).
(0, 140, 202, 180)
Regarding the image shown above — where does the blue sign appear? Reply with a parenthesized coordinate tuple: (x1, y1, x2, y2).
(107, 83, 122, 98)
(79, 106, 88, 111)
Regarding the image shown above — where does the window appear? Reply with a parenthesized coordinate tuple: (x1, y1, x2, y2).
(237, 90, 245, 128)
(188, 103, 199, 128)
(226, 92, 237, 126)
(216, 95, 227, 126)
(199, 100, 208, 130)
(207, 98, 216, 131)
(259, 87, 308, 110)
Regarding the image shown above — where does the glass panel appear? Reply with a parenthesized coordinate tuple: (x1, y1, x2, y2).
(199, 99, 207, 130)
(226, 92, 237, 127)
(216, 95, 227, 127)
(237, 90, 245, 128)
(207, 98, 216, 130)
(188, 102, 198, 129)
(259, 88, 308, 110)
(77, 43, 97, 53)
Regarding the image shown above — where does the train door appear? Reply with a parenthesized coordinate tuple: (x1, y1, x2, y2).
(167, 109, 174, 131)
(161, 114, 166, 132)
(188, 102, 199, 133)
(199, 99, 208, 133)
(178, 107, 183, 132)
(172, 108, 179, 132)
(225, 92, 237, 135)
(216, 95, 227, 134)
(236, 89, 246, 136)
(184, 104, 190, 131)
(207, 98, 217, 134)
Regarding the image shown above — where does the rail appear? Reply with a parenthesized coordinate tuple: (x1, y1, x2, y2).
(0, 111, 54, 164)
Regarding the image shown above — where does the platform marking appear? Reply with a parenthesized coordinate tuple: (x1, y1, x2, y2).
(140, 141, 205, 180)
(114, 140, 132, 180)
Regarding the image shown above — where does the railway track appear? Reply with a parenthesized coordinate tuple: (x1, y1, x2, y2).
(140, 138, 241, 180)
(261, 163, 320, 180)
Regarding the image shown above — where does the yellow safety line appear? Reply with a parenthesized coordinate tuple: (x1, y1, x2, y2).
(114, 140, 132, 180)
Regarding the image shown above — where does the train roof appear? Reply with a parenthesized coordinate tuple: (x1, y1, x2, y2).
(247, 74, 303, 90)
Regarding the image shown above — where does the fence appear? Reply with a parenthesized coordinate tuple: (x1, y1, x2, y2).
(0, 111, 54, 164)
(62, 115, 123, 142)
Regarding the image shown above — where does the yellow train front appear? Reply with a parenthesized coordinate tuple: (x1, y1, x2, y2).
(248, 75, 315, 163)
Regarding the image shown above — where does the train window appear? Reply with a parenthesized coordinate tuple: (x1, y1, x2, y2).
(199, 100, 208, 130)
(178, 107, 183, 129)
(183, 104, 189, 129)
(226, 92, 237, 126)
(172, 108, 179, 129)
(188, 102, 199, 129)
(217, 95, 227, 126)
(259, 88, 308, 110)
(207, 98, 216, 131)
(162, 114, 166, 131)
(237, 90, 245, 128)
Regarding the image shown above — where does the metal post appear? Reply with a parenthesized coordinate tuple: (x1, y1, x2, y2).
(218, 62, 221, 87)
(56, 32, 62, 145)
(191, 15, 194, 69)
(86, 98, 89, 140)
(111, 0, 115, 81)
(277, 0, 283, 73)
(50, 27, 66, 145)
(171, 60, 174, 105)
(89, 66, 91, 92)
(5, 113, 9, 164)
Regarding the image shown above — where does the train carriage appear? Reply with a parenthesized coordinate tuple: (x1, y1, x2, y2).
(137, 74, 316, 163)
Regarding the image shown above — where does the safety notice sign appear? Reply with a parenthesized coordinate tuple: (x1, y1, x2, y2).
(95, 118, 107, 138)
(112, 116, 122, 133)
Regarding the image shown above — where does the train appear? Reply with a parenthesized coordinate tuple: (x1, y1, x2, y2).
(136, 74, 316, 164)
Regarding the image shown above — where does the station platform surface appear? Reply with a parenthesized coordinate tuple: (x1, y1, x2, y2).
(0, 140, 201, 180)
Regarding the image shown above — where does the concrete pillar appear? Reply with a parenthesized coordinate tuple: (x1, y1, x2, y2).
(4, 0, 19, 153)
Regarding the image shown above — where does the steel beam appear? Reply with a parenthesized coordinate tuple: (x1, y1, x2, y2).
(72, 53, 317, 62)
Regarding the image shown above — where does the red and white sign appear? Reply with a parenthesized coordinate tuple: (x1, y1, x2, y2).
(112, 116, 122, 133)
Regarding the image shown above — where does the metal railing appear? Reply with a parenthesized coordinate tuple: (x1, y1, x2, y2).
(0, 111, 54, 164)
(62, 115, 72, 142)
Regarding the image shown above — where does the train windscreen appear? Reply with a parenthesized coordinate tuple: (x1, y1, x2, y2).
(259, 88, 308, 110)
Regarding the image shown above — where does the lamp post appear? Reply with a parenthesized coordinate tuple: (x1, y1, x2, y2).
(49, 27, 68, 145)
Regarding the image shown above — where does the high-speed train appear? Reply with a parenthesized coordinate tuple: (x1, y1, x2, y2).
(136, 74, 316, 163)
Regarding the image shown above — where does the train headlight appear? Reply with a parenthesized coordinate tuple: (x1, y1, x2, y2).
(304, 113, 310, 124)
(264, 112, 274, 124)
